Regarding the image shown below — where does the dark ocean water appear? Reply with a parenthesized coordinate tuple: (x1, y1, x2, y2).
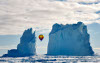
(0, 55, 100, 63)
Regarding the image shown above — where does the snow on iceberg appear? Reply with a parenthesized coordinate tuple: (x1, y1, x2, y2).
(47, 22, 94, 56)
(2, 28, 36, 57)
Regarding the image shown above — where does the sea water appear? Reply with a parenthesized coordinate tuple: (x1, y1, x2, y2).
(0, 55, 100, 63)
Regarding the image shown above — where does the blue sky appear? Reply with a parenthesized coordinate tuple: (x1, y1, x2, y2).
(0, 0, 100, 56)
(87, 23, 100, 48)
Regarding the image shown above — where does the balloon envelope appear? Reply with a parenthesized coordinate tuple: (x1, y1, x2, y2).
(39, 34, 44, 41)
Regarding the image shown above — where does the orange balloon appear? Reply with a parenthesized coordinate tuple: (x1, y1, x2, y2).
(39, 34, 44, 41)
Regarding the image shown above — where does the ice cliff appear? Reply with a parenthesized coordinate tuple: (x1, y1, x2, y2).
(17, 28, 36, 56)
(2, 28, 36, 57)
(47, 22, 94, 56)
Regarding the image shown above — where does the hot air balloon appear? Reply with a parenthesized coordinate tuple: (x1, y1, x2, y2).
(39, 34, 44, 41)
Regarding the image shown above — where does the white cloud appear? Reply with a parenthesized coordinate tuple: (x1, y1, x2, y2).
(0, 0, 100, 35)
(67, 0, 98, 2)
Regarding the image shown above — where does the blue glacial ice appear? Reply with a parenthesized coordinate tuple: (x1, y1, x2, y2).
(47, 22, 94, 56)
(2, 28, 36, 57)
(17, 28, 36, 56)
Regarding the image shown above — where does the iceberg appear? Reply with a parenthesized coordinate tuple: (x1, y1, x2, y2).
(17, 28, 36, 56)
(2, 28, 36, 57)
(47, 22, 94, 56)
